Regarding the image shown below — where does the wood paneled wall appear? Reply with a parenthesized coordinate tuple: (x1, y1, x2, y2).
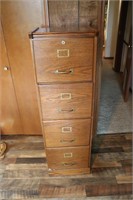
(1, 0, 44, 134)
(79, 0, 98, 27)
(48, 0, 79, 28)
(48, 0, 99, 28)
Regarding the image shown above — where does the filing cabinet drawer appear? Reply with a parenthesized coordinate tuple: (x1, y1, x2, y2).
(33, 38, 94, 83)
(43, 119, 91, 147)
(39, 82, 93, 120)
(46, 146, 89, 170)
(30, 28, 97, 175)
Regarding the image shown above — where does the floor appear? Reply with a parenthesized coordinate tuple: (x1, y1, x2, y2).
(97, 59, 132, 134)
(0, 133, 132, 199)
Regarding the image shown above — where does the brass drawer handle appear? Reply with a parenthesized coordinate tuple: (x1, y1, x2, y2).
(64, 152, 73, 158)
(58, 108, 74, 112)
(57, 49, 69, 58)
(60, 139, 75, 143)
(60, 93, 72, 100)
(62, 162, 76, 166)
(62, 126, 72, 133)
(54, 69, 73, 74)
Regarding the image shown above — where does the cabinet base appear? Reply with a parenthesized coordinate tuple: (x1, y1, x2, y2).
(48, 168, 90, 176)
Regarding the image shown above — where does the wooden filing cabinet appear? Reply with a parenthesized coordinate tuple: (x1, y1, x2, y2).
(30, 27, 97, 176)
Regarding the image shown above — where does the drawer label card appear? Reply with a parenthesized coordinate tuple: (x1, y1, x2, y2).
(62, 126, 72, 133)
(57, 49, 69, 58)
(64, 153, 73, 158)
(60, 93, 72, 100)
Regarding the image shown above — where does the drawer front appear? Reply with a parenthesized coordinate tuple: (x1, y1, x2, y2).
(39, 83, 93, 120)
(43, 119, 91, 147)
(33, 38, 94, 83)
(46, 146, 89, 170)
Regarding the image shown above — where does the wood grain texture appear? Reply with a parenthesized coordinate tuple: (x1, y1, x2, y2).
(92, 147, 124, 154)
(85, 183, 132, 197)
(48, 0, 79, 28)
(43, 119, 91, 147)
(0, 24, 23, 134)
(124, 133, 132, 140)
(15, 157, 46, 164)
(116, 175, 133, 184)
(48, 168, 90, 176)
(0, 133, 132, 198)
(92, 160, 122, 168)
(1, 0, 42, 134)
(48, 0, 99, 29)
(32, 30, 96, 176)
(79, 0, 98, 27)
(33, 37, 94, 83)
(92, 133, 132, 149)
(5, 150, 45, 159)
(40, 185, 86, 197)
(46, 146, 90, 170)
(39, 83, 93, 120)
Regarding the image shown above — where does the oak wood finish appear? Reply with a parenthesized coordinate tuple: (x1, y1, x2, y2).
(39, 83, 93, 120)
(32, 27, 98, 36)
(43, 119, 91, 148)
(33, 37, 94, 83)
(1, 0, 43, 134)
(46, 146, 90, 170)
(0, 132, 132, 198)
(0, 24, 23, 134)
(31, 27, 97, 175)
(48, 0, 79, 28)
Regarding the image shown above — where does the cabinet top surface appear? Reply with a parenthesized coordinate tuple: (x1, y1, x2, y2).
(29, 26, 98, 38)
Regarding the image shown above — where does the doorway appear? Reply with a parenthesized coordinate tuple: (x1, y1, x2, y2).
(97, 0, 132, 134)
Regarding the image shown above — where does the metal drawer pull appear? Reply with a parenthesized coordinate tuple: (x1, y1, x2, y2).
(64, 152, 73, 158)
(60, 93, 72, 100)
(58, 108, 74, 112)
(62, 162, 76, 166)
(62, 126, 72, 133)
(60, 139, 75, 143)
(54, 69, 73, 74)
(57, 49, 69, 58)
